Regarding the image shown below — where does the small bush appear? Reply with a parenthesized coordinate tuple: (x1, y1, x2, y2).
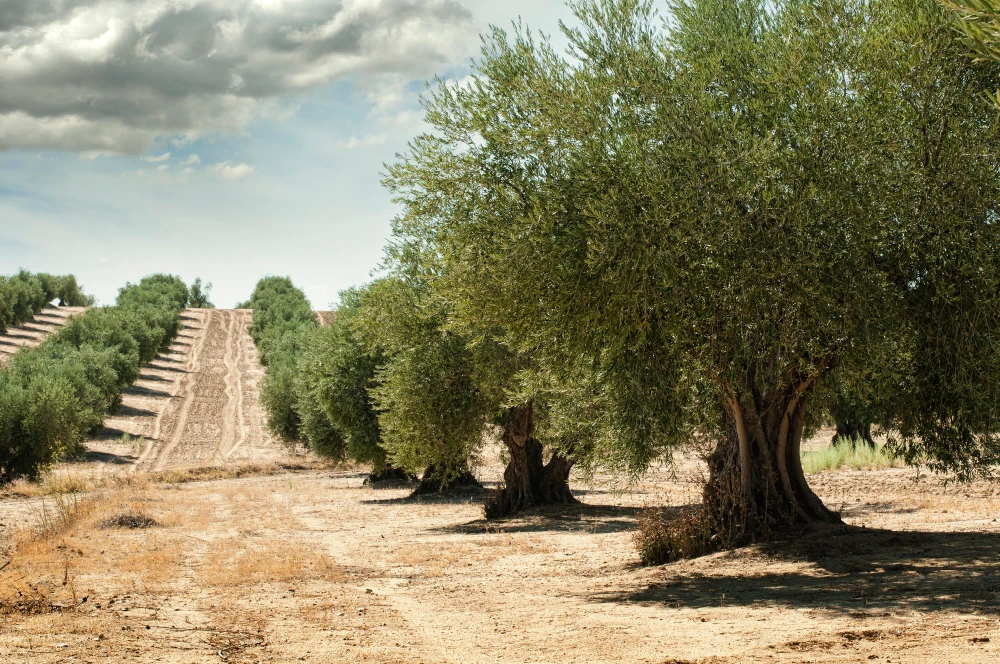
(634, 506, 714, 565)
(243, 277, 318, 445)
(100, 509, 158, 529)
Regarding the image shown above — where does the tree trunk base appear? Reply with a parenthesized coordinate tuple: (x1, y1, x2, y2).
(703, 403, 841, 550)
(411, 464, 483, 496)
(364, 466, 414, 485)
(833, 422, 876, 449)
(484, 438, 578, 519)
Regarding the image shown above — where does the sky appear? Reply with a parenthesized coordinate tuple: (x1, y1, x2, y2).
(0, 0, 572, 308)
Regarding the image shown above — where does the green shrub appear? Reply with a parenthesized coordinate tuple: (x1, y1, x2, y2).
(295, 320, 387, 468)
(245, 276, 317, 357)
(260, 333, 310, 441)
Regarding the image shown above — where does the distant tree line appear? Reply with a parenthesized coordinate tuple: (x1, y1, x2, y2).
(0, 270, 94, 333)
(0, 274, 191, 483)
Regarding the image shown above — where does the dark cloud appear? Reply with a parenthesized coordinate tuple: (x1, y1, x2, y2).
(0, 0, 473, 154)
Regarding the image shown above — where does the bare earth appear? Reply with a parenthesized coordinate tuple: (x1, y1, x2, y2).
(0, 305, 87, 363)
(83, 308, 289, 475)
(0, 310, 998, 663)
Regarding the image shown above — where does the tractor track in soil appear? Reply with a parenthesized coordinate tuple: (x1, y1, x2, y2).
(80, 309, 288, 474)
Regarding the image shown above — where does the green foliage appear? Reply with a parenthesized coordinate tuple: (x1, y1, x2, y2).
(260, 327, 314, 441)
(0, 270, 94, 333)
(245, 276, 317, 365)
(37, 273, 94, 307)
(348, 277, 492, 480)
(116, 274, 189, 311)
(295, 314, 388, 468)
(941, 0, 1000, 72)
(384, 0, 1000, 481)
(243, 277, 318, 443)
(0, 274, 188, 483)
(188, 278, 214, 309)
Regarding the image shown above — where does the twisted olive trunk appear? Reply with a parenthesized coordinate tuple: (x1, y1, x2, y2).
(411, 463, 482, 495)
(706, 377, 841, 546)
(364, 465, 412, 484)
(484, 402, 578, 519)
(833, 420, 876, 449)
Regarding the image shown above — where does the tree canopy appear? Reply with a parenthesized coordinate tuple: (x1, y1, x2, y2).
(382, 0, 1000, 537)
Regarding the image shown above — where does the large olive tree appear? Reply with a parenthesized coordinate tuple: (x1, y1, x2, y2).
(384, 0, 1000, 540)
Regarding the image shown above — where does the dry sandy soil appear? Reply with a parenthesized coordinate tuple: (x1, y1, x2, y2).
(0, 310, 998, 663)
(0, 305, 87, 363)
(80, 308, 290, 475)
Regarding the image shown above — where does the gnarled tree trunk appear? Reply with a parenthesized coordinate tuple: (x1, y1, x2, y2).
(483, 402, 578, 519)
(411, 463, 482, 495)
(833, 419, 876, 449)
(705, 376, 841, 547)
(364, 465, 413, 485)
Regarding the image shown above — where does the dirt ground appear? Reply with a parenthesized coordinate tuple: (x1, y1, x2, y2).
(0, 457, 998, 663)
(0, 310, 998, 663)
(81, 309, 289, 475)
(0, 305, 87, 363)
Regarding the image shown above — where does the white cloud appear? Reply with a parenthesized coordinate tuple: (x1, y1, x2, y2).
(143, 152, 171, 163)
(181, 154, 201, 166)
(210, 161, 254, 180)
(0, 0, 475, 155)
(338, 133, 388, 149)
(155, 163, 169, 172)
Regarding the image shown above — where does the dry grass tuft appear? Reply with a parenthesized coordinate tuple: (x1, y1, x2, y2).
(18, 492, 95, 544)
(202, 537, 343, 587)
(3, 472, 151, 499)
(100, 509, 158, 529)
(152, 460, 321, 485)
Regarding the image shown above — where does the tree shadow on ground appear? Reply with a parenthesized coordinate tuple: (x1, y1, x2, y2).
(152, 355, 184, 365)
(361, 480, 486, 505)
(592, 525, 1000, 614)
(0, 332, 39, 341)
(16, 324, 55, 335)
(122, 384, 171, 398)
(438, 502, 647, 536)
(90, 426, 149, 442)
(77, 449, 137, 465)
(360, 482, 484, 507)
(113, 404, 156, 418)
(145, 362, 187, 373)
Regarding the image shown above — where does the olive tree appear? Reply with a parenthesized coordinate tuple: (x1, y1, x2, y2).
(294, 298, 397, 478)
(384, 0, 1000, 541)
(348, 276, 489, 493)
